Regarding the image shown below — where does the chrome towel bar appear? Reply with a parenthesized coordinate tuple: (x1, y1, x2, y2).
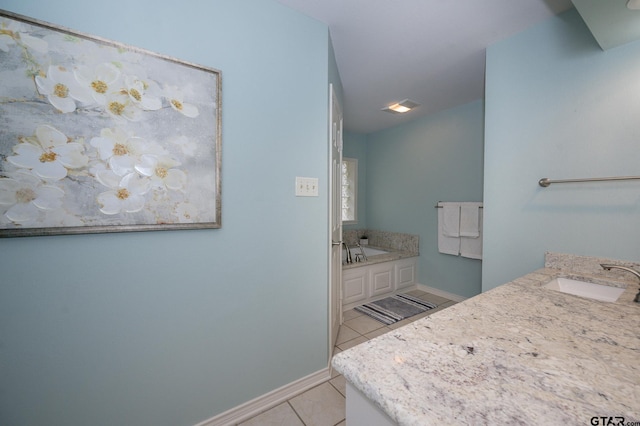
(434, 202, 483, 208)
(538, 175, 640, 187)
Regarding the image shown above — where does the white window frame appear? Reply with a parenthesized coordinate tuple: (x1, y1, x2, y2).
(341, 157, 358, 224)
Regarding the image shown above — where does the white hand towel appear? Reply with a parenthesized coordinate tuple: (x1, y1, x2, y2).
(461, 207, 483, 260)
(438, 206, 460, 256)
(441, 203, 460, 237)
(459, 203, 480, 238)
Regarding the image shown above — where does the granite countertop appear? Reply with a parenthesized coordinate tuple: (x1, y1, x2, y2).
(332, 258, 640, 424)
(342, 245, 419, 270)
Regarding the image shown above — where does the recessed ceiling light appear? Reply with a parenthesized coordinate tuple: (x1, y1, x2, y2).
(382, 99, 420, 114)
(627, 0, 640, 9)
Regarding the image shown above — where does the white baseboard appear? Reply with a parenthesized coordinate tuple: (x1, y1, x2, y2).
(194, 367, 332, 426)
(416, 283, 467, 303)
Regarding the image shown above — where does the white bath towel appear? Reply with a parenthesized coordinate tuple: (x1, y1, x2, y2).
(440, 203, 460, 237)
(438, 204, 460, 256)
(459, 203, 481, 238)
(460, 206, 483, 260)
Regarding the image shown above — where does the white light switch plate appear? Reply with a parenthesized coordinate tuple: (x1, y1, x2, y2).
(295, 177, 319, 197)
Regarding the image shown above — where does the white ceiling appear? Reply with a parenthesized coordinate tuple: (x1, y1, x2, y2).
(276, 0, 574, 134)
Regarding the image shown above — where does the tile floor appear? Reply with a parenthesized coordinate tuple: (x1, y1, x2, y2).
(237, 289, 457, 426)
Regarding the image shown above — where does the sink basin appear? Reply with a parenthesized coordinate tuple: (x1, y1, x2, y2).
(544, 278, 625, 302)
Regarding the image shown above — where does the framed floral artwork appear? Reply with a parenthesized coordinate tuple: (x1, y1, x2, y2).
(0, 10, 222, 237)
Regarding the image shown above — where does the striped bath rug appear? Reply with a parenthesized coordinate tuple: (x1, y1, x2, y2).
(354, 293, 437, 325)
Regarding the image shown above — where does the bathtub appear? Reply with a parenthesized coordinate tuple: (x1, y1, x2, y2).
(342, 245, 389, 263)
(341, 246, 419, 309)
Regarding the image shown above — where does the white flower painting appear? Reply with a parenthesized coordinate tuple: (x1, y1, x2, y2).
(0, 11, 221, 236)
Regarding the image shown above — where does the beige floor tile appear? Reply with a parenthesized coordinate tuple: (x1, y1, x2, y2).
(330, 366, 340, 379)
(336, 325, 359, 346)
(337, 335, 368, 351)
(289, 382, 345, 426)
(424, 301, 457, 316)
(343, 314, 386, 335)
(364, 326, 392, 340)
(414, 292, 451, 306)
(238, 402, 303, 426)
(442, 300, 457, 308)
(342, 308, 363, 321)
(329, 374, 346, 397)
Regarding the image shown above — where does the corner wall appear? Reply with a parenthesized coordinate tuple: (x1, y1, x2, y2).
(0, 1, 331, 425)
(483, 9, 640, 290)
(365, 100, 484, 298)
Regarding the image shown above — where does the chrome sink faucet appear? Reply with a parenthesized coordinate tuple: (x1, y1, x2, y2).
(342, 242, 353, 264)
(600, 264, 640, 303)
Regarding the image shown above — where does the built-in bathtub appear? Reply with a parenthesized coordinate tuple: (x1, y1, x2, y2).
(341, 244, 420, 309)
(339, 230, 420, 308)
(341, 245, 389, 263)
(342, 244, 417, 269)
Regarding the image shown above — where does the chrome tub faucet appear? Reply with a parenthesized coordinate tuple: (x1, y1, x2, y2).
(342, 242, 353, 264)
(354, 242, 368, 263)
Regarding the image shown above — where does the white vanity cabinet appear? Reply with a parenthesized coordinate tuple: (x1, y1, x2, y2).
(342, 257, 417, 310)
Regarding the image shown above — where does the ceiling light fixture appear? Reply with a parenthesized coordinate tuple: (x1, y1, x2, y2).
(382, 99, 420, 114)
(627, 0, 640, 9)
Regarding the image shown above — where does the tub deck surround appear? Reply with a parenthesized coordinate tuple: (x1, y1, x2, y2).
(342, 245, 419, 270)
(341, 229, 419, 269)
(332, 255, 640, 424)
(343, 229, 419, 253)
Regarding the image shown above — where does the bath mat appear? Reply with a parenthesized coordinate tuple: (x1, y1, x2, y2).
(354, 294, 436, 325)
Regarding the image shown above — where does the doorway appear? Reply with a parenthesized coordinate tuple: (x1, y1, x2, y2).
(328, 84, 343, 361)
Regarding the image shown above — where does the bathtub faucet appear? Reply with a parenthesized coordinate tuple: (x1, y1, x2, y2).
(342, 242, 353, 264)
(600, 264, 640, 303)
(355, 243, 368, 262)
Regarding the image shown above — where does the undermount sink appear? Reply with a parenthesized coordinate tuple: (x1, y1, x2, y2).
(544, 277, 625, 302)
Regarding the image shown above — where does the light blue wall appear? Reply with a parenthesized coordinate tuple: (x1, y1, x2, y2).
(483, 9, 640, 290)
(0, 1, 331, 425)
(342, 131, 367, 229)
(365, 100, 485, 298)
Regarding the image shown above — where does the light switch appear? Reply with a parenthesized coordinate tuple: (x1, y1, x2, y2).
(295, 177, 319, 197)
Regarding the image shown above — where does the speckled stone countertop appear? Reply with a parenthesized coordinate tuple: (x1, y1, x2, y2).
(342, 245, 418, 270)
(332, 253, 640, 424)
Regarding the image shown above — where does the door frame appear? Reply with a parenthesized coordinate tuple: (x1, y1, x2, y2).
(328, 83, 343, 363)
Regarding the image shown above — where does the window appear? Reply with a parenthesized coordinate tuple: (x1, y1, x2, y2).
(341, 157, 357, 223)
